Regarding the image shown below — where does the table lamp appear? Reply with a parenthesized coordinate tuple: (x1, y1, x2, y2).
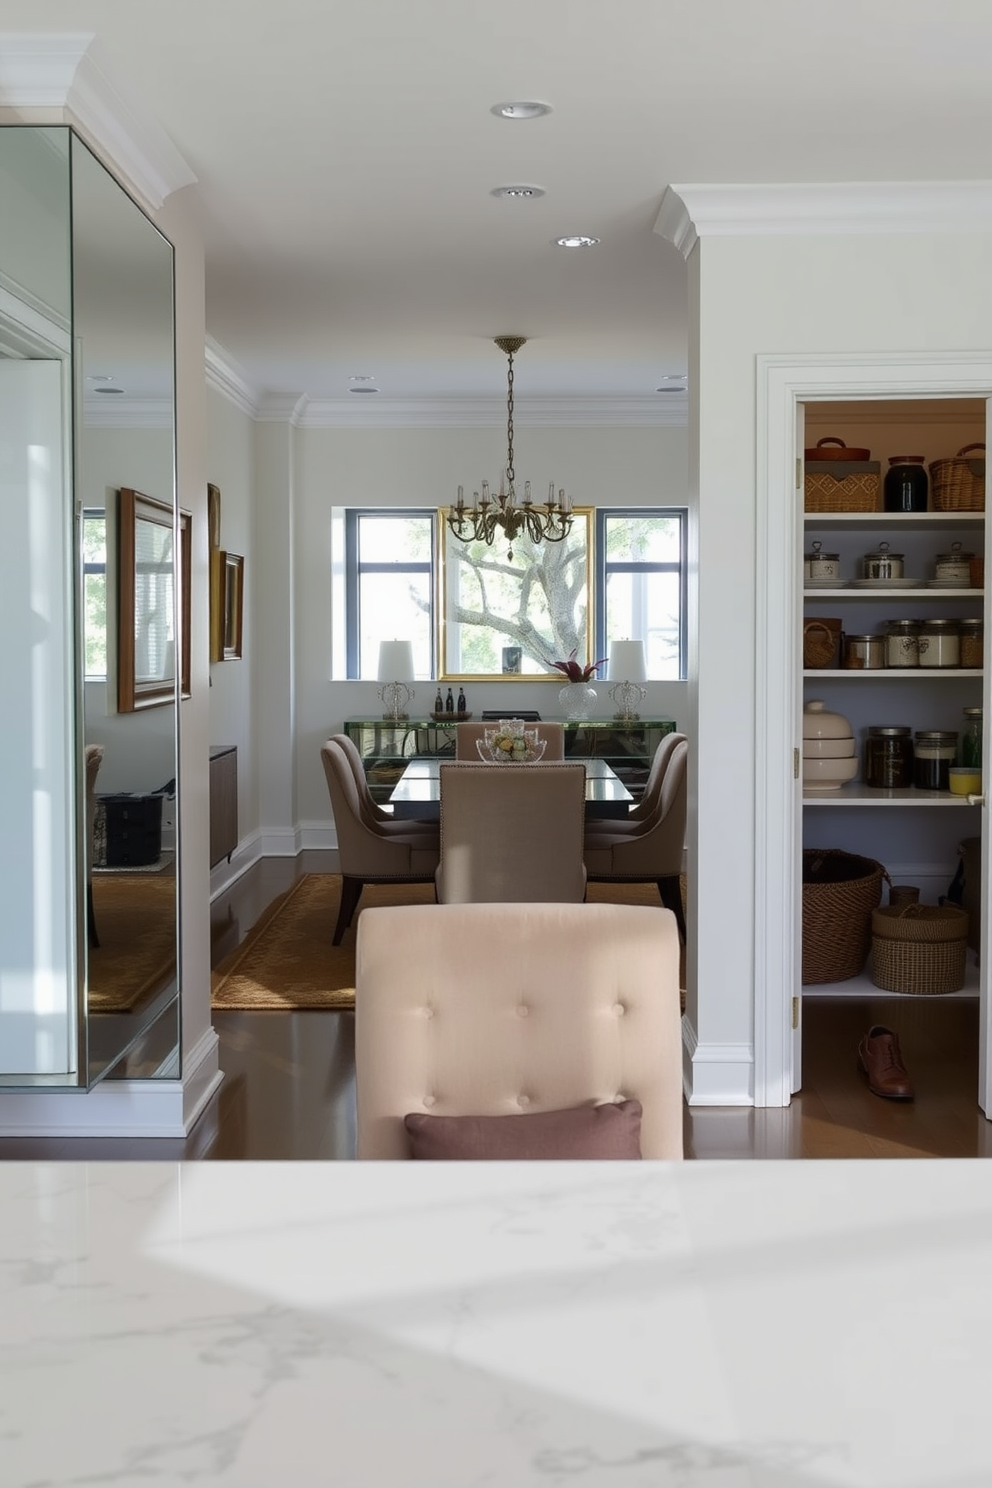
(377, 640, 415, 720)
(607, 639, 647, 722)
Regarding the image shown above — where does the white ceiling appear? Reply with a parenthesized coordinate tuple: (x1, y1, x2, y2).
(3, 0, 992, 404)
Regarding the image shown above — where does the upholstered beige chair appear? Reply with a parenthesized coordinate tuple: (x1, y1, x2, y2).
(328, 731, 439, 836)
(454, 720, 565, 760)
(584, 731, 686, 834)
(435, 761, 586, 904)
(583, 736, 687, 941)
(84, 744, 105, 948)
(321, 740, 440, 944)
(355, 901, 684, 1159)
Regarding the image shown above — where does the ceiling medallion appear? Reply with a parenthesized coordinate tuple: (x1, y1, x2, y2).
(447, 336, 573, 563)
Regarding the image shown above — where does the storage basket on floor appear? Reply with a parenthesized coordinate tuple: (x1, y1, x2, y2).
(929, 444, 985, 512)
(869, 903, 970, 995)
(802, 849, 890, 983)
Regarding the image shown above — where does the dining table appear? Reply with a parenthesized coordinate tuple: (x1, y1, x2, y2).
(388, 756, 634, 820)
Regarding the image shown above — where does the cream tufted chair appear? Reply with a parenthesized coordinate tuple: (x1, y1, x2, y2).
(436, 760, 586, 904)
(321, 740, 440, 944)
(454, 720, 565, 760)
(355, 901, 684, 1159)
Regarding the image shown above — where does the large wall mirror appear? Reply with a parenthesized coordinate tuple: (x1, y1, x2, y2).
(0, 126, 180, 1089)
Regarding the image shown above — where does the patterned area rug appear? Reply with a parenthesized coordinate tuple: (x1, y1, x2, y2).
(89, 874, 177, 1012)
(211, 873, 686, 1012)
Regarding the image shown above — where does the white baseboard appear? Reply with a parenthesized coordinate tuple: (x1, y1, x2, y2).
(209, 831, 263, 901)
(0, 1028, 222, 1139)
(681, 1016, 754, 1105)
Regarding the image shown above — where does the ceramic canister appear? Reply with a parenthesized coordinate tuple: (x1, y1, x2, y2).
(934, 541, 973, 583)
(804, 540, 841, 581)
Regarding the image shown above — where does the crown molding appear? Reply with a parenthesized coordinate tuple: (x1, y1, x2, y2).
(655, 181, 992, 259)
(257, 392, 310, 425)
(82, 397, 173, 428)
(0, 33, 196, 210)
(205, 336, 262, 419)
(297, 394, 687, 429)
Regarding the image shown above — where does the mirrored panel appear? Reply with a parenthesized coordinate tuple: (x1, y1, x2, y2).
(70, 134, 180, 1084)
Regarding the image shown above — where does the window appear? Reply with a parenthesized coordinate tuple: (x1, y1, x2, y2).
(82, 509, 107, 679)
(344, 510, 435, 678)
(596, 508, 686, 681)
(338, 506, 686, 680)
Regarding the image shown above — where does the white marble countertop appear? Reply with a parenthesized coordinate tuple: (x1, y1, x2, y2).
(3, 1160, 992, 1486)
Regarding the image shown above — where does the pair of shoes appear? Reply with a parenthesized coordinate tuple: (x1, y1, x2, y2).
(858, 1025, 914, 1100)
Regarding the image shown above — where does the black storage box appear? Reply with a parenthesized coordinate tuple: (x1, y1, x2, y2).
(93, 792, 163, 867)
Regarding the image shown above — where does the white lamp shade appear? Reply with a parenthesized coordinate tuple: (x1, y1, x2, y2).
(377, 639, 415, 682)
(608, 639, 646, 682)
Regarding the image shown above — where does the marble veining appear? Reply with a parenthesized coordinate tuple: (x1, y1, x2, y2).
(2, 1161, 992, 1485)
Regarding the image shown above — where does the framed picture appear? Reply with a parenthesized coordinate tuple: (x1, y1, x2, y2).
(117, 487, 179, 711)
(179, 508, 191, 698)
(210, 549, 244, 661)
(207, 483, 222, 549)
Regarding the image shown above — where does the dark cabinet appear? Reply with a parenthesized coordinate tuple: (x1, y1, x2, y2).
(209, 746, 238, 867)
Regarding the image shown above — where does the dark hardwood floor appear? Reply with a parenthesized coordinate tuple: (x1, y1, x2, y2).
(2, 854, 990, 1160)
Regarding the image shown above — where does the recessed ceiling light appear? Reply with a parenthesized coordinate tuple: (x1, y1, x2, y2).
(86, 374, 115, 381)
(490, 100, 553, 120)
(491, 184, 545, 200)
(656, 376, 687, 391)
(554, 235, 600, 248)
(93, 385, 125, 394)
(349, 375, 375, 382)
(348, 385, 380, 394)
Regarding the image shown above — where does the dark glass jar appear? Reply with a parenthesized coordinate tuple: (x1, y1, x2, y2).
(865, 727, 914, 788)
(914, 730, 958, 791)
(961, 707, 983, 768)
(884, 454, 928, 513)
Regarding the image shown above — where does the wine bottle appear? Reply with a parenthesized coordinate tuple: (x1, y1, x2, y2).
(434, 688, 444, 713)
(445, 687, 454, 712)
(457, 687, 466, 714)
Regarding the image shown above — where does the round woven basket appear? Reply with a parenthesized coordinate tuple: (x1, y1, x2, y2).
(929, 443, 986, 512)
(803, 620, 837, 669)
(802, 849, 890, 984)
(870, 903, 970, 995)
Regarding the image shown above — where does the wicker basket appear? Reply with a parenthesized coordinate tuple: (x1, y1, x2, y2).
(929, 444, 986, 512)
(804, 463, 881, 513)
(803, 619, 840, 669)
(802, 849, 890, 984)
(869, 903, 970, 995)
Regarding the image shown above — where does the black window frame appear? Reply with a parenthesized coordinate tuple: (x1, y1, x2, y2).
(595, 507, 688, 681)
(344, 508, 437, 678)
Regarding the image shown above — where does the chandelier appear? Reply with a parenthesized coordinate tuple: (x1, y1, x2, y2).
(447, 336, 573, 561)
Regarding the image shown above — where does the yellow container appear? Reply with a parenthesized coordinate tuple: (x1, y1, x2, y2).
(948, 767, 982, 796)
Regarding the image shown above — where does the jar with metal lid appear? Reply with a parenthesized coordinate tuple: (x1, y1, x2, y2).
(862, 542, 904, 581)
(961, 707, 983, 768)
(884, 454, 928, 513)
(914, 730, 959, 791)
(865, 726, 914, 788)
(885, 619, 919, 668)
(934, 541, 974, 584)
(842, 634, 886, 670)
(960, 618, 983, 668)
(803, 540, 841, 581)
(916, 618, 960, 668)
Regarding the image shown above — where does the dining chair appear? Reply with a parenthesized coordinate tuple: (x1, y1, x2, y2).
(435, 761, 586, 903)
(454, 720, 565, 760)
(321, 740, 440, 944)
(328, 731, 439, 836)
(582, 735, 688, 942)
(584, 731, 686, 834)
(354, 901, 684, 1158)
(84, 744, 105, 949)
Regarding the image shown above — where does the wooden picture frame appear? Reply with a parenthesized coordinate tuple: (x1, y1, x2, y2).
(210, 549, 244, 661)
(179, 508, 191, 698)
(117, 487, 182, 711)
(207, 483, 222, 549)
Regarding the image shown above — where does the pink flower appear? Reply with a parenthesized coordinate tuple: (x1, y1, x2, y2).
(551, 648, 607, 683)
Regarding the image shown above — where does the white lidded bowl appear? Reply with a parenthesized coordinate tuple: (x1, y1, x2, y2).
(803, 737, 857, 759)
(803, 756, 859, 790)
(803, 698, 854, 740)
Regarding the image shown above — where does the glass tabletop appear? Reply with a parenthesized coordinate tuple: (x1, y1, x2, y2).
(388, 758, 634, 820)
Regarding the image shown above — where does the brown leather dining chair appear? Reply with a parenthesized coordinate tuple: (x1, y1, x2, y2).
(328, 731, 439, 836)
(321, 739, 440, 944)
(454, 721, 565, 760)
(583, 735, 688, 943)
(435, 760, 586, 904)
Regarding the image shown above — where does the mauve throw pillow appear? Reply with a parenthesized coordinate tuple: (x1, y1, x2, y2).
(403, 1100, 643, 1160)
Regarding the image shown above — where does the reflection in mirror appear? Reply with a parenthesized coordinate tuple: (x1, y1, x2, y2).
(71, 134, 181, 1085)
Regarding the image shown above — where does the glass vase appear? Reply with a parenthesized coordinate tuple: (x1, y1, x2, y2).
(559, 682, 597, 720)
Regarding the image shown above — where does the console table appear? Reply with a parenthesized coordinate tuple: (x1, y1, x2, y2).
(343, 717, 676, 802)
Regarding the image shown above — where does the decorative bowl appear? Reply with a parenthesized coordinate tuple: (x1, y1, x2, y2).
(478, 724, 547, 764)
(802, 756, 858, 790)
(802, 699, 854, 740)
(802, 738, 857, 759)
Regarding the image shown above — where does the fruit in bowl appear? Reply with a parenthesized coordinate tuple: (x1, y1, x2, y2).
(478, 724, 547, 763)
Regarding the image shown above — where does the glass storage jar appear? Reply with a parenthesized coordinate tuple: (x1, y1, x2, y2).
(961, 707, 983, 768)
(960, 618, 983, 668)
(803, 540, 841, 581)
(842, 633, 886, 670)
(885, 619, 919, 668)
(914, 730, 959, 791)
(884, 454, 928, 513)
(916, 618, 960, 668)
(862, 542, 904, 581)
(864, 726, 914, 788)
(933, 542, 973, 584)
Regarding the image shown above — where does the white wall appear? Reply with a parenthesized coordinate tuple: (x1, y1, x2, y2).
(687, 229, 992, 1103)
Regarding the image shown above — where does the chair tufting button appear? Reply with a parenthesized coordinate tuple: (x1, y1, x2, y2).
(423, 1094, 436, 1108)
(517, 1094, 530, 1107)
(423, 1006, 434, 1019)
(517, 1004, 529, 1017)
(615, 1002, 626, 1016)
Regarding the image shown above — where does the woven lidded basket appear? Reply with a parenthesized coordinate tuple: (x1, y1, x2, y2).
(804, 464, 881, 513)
(802, 849, 890, 984)
(929, 443, 986, 512)
(803, 619, 839, 669)
(869, 903, 970, 995)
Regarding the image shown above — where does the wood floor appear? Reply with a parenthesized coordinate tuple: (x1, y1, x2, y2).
(2, 854, 990, 1160)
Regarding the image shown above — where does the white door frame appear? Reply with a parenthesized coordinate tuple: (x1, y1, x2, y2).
(755, 351, 992, 1111)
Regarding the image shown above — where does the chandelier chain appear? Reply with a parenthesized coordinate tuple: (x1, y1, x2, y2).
(505, 350, 514, 485)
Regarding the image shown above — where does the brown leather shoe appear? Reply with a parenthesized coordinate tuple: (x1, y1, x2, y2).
(858, 1025, 914, 1100)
